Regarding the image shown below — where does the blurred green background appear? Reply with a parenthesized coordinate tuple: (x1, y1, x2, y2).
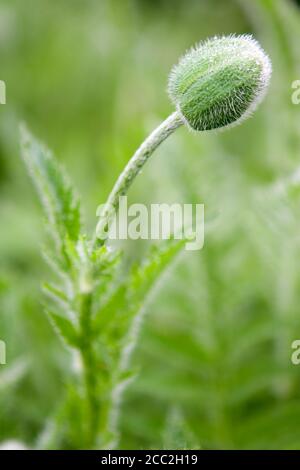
(1, 0, 300, 449)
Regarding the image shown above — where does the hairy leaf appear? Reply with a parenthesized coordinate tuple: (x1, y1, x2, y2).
(20, 125, 81, 251)
(47, 311, 79, 348)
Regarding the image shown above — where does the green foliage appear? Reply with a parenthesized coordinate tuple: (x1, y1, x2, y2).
(46, 311, 79, 348)
(162, 407, 200, 450)
(19, 128, 187, 449)
(1, 0, 300, 452)
(20, 126, 81, 249)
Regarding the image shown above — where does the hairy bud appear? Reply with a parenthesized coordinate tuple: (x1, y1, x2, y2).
(168, 34, 272, 131)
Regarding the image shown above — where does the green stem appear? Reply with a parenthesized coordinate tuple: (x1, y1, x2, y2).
(90, 110, 183, 447)
(79, 291, 99, 448)
(95, 111, 183, 241)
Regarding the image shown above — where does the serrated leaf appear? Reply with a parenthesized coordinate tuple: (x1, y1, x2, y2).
(93, 238, 185, 341)
(47, 311, 79, 348)
(20, 125, 81, 250)
(43, 282, 69, 306)
(93, 284, 127, 336)
(128, 237, 186, 308)
(162, 407, 200, 450)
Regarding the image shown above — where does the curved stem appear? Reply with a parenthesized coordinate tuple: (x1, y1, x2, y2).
(91, 110, 183, 447)
(95, 111, 183, 241)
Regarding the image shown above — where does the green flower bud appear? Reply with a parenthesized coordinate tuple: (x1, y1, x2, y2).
(168, 34, 272, 131)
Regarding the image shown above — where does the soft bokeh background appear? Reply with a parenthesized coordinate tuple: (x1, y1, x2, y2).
(1, 0, 300, 449)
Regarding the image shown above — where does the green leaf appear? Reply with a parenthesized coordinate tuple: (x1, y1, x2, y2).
(20, 125, 81, 249)
(93, 238, 185, 340)
(93, 284, 127, 336)
(47, 311, 79, 348)
(128, 237, 186, 308)
(42, 282, 69, 306)
(162, 407, 200, 450)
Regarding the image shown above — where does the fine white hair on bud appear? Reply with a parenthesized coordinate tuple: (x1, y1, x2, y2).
(168, 34, 272, 132)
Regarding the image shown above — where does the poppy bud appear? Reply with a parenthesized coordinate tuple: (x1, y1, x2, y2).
(168, 34, 272, 131)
